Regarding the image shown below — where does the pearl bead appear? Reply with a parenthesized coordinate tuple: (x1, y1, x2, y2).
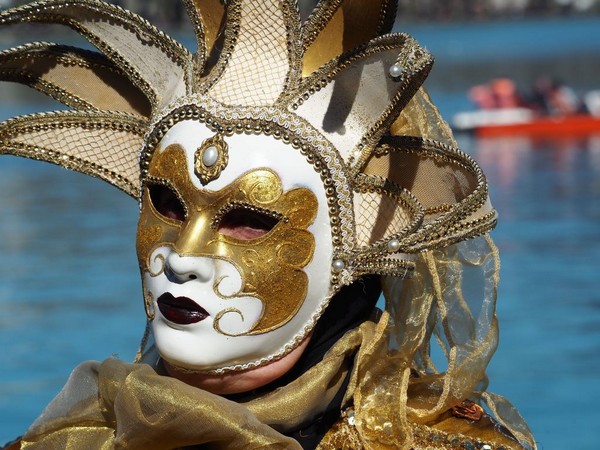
(332, 259, 346, 273)
(387, 238, 401, 253)
(347, 410, 356, 426)
(202, 145, 219, 167)
(482, 446, 492, 450)
(388, 63, 403, 78)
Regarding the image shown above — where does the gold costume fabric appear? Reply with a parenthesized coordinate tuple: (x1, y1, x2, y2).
(20, 239, 534, 450)
(21, 323, 372, 450)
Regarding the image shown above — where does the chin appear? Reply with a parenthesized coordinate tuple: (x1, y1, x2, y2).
(161, 337, 311, 394)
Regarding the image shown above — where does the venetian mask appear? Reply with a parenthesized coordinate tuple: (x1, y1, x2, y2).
(137, 120, 333, 371)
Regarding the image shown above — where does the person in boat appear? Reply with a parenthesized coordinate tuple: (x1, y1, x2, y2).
(0, 0, 536, 449)
(529, 76, 586, 116)
(468, 78, 524, 111)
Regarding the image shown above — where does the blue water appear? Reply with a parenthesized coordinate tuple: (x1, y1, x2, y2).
(1, 16, 600, 450)
(397, 17, 600, 61)
(459, 134, 600, 450)
(0, 157, 144, 440)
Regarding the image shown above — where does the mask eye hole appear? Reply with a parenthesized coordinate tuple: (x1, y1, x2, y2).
(218, 207, 280, 240)
(147, 184, 186, 222)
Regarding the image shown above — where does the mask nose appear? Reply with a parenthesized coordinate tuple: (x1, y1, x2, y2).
(165, 252, 215, 283)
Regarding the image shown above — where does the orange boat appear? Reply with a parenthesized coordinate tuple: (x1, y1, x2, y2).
(453, 108, 600, 137)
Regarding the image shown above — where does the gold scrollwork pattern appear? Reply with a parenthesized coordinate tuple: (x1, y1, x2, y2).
(143, 291, 155, 321)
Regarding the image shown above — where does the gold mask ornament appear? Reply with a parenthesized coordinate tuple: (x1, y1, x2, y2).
(194, 133, 229, 185)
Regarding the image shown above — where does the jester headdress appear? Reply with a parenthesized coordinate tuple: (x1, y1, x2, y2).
(0, 1, 535, 448)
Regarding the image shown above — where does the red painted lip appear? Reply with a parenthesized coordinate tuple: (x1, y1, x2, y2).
(157, 293, 209, 325)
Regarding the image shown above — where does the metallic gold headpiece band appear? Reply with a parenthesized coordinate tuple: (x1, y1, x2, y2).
(0, 0, 496, 285)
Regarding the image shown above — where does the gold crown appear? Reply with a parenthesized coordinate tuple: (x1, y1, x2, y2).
(0, 0, 495, 286)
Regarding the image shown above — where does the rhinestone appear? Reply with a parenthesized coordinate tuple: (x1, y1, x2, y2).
(383, 422, 393, 435)
(482, 446, 492, 450)
(387, 238, 401, 253)
(389, 63, 403, 78)
(332, 259, 346, 273)
(202, 145, 219, 167)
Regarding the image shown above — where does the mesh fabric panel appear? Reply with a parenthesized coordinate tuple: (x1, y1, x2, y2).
(0, 112, 144, 197)
(208, 1, 290, 106)
(354, 190, 413, 247)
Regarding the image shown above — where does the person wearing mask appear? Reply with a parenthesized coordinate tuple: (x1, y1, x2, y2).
(0, 0, 535, 448)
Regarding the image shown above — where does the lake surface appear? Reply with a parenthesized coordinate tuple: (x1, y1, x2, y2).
(1, 15, 600, 449)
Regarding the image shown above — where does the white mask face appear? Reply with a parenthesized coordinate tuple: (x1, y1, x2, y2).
(137, 120, 333, 372)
